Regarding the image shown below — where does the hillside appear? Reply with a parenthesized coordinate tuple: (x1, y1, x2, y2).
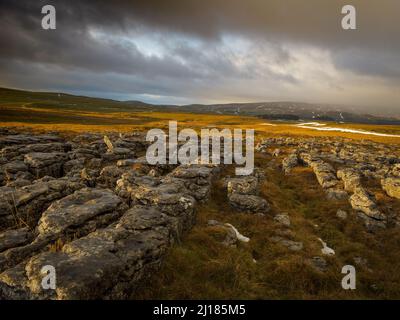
(1, 87, 400, 125)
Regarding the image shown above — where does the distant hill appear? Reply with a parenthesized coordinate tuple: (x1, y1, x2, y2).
(0, 87, 159, 113)
(1, 87, 399, 125)
(172, 101, 400, 125)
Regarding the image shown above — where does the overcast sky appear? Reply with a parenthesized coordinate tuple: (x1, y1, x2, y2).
(0, 0, 399, 109)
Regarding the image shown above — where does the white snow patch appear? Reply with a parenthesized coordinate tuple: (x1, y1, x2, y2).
(318, 238, 335, 256)
(224, 223, 250, 243)
(295, 123, 400, 138)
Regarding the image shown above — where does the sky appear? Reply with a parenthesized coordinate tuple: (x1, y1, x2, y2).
(0, 0, 399, 110)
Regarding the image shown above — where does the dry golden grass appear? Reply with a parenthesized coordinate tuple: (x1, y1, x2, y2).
(2, 102, 400, 144)
(2, 101, 400, 299)
(135, 153, 400, 299)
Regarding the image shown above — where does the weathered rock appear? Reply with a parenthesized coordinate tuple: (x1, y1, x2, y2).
(226, 175, 269, 214)
(1, 161, 33, 183)
(132, 181, 195, 223)
(24, 152, 68, 178)
(381, 177, 400, 199)
(337, 168, 362, 193)
(69, 147, 100, 160)
(96, 166, 126, 188)
(326, 188, 348, 200)
(272, 148, 281, 157)
(350, 188, 385, 221)
(1, 143, 69, 161)
(336, 209, 348, 219)
(0, 177, 84, 230)
(0, 198, 195, 299)
(102, 145, 134, 161)
(270, 236, 303, 251)
(115, 171, 159, 201)
(0, 135, 62, 149)
(37, 188, 127, 238)
(166, 165, 215, 201)
(0, 228, 33, 253)
(309, 256, 328, 272)
(282, 154, 298, 174)
(274, 213, 291, 227)
(227, 176, 259, 196)
(300, 154, 339, 189)
(103, 135, 114, 152)
(228, 193, 270, 214)
(63, 158, 85, 175)
(116, 159, 136, 167)
(353, 256, 372, 272)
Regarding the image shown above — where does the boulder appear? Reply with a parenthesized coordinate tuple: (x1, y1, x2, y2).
(309, 256, 328, 272)
(0, 228, 33, 253)
(282, 154, 299, 174)
(350, 188, 385, 220)
(0, 177, 84, 230)
(37, 188, 127, 238)
(228, 193, 270, 214)
(0, 202, 191, 299)
(274, 213, 291, 227)
(337, 168, 362, 193)
(227, 176, 259, 196)
(24, 152, 68, 178)
(381, 177, 400, 199)
(166, 165, 215, 202)
(326, 188, 348, 200)
(270, 236, 303, 251)
(336, 209, 348, 219)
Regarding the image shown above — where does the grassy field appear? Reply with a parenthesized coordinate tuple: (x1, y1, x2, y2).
(2, 88, 400, 299)
(136, 154, 400, 299)
(2, 101, 400, 144)
(1, 87, 400, 144)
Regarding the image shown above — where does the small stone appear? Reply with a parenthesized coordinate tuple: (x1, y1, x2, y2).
(274, 213, 291, 227)
(309, 256, 328, 272)
(270, 236, 303, 251)
(336, 209, 348, 220)
(103, 135, 114, 152)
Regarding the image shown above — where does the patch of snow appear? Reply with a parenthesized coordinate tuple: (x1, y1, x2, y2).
(318, 238, 335, 256)
(225, 223, 250, 243)
(299, 122, 326, 126)
(295, 123, 400, 138)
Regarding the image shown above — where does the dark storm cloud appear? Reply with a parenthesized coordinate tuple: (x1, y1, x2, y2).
(0, 0, 399, 106)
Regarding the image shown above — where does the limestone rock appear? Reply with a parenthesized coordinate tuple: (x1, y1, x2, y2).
(350, 188, 385, 220)
(227, 176, 259, 196)
(336, 209, 348, 219)
(381, 177, 400, 199)
(24, 152, 68, 178)
(282, 154, 299, 174)
(274, 213, 291, 227)
(337, 168, 362, 193)
(270, 236, 303, 251)
(0, 228, 33, 253)
(37, 188, 127, 238)
(228, 193, 270, 214)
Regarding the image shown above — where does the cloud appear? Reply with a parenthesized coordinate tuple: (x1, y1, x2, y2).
(0, 0, 399, 108)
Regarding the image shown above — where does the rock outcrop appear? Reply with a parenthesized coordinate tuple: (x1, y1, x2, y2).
(226, 176, 270, 214)
(381, 177, 400, 199)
